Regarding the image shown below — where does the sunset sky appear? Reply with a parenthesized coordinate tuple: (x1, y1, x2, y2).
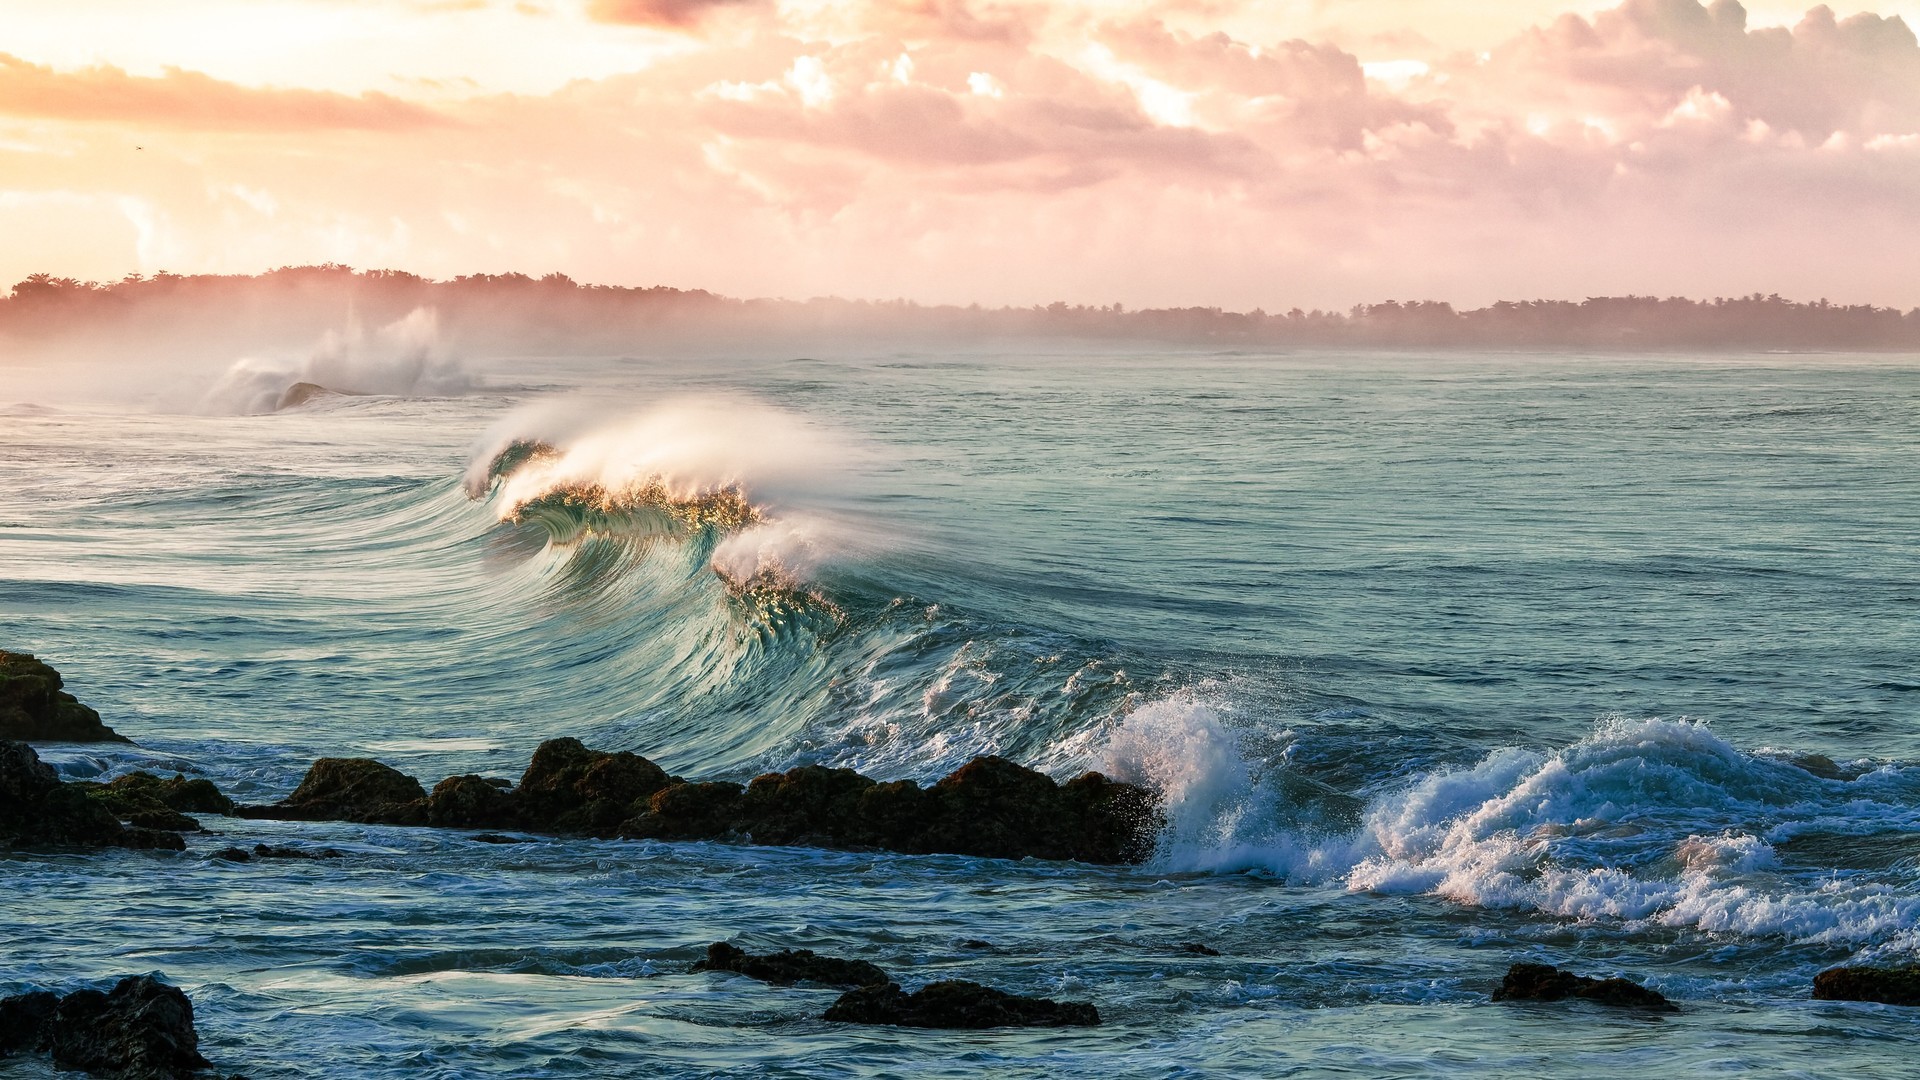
(3, 0, 1917, 309)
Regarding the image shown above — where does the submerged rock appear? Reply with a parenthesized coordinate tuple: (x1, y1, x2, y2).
(1812, 965, 1920, 1006)
(0, 651, 129, 744)
(1, 975, 213, 1078)
(244, 757, 428, 826)
(824, 980, 1101, 1028)
(210, 843, 344, 863)
(0, 741, 184, 851)
(692, 942, 890, 989)
(1492, 963, 1675, 1011)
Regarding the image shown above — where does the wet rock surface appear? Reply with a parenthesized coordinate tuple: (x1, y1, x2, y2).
(514, 738, 674, 834)
(0, 651, 129, 744)
(824, 980, 1101, 1028)
(242, 758, 428, 826)
(1, 741, 186, 851)
(246, 738, 1160, 865)
(1812, 965, 1920, 1006)
(692, 942, 890, 989)
(1492, 962, 1676, 1010)
(0, 975, 214, 1078)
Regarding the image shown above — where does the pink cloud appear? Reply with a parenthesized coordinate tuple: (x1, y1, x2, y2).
(585, 0, 761, 28)
(4, 0, 1920, 309)
(0, 53, 449, 131)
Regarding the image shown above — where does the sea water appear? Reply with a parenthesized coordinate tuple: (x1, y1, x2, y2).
(2, 348, 1917, 1077)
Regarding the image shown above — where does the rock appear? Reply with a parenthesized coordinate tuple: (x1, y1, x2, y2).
(515, 738, 672, 835)
(824, 980, 1101, 1028)
(426, 774, 516, 829)
(211, 844, 343, 862)
(621, 781, 745, 841)
(691, 942, 890, 989)
(1492, 963, 1675, 1011)
(74, 773, 230, 834)
(736, 765, 902, 848)
(0, 651, 129, 743)
(42, 975, 213, 1079)
(0, 990, 57, 1056)
(239, 741, 1161, 865)
(0, 740, 151, 850)
(106, 773, 235, 815)
(1177, 942, 1221, 956)
(248, 758, 427, 826)
(1812, 965, 1920, 1006)
(917, 756, 1160, 863)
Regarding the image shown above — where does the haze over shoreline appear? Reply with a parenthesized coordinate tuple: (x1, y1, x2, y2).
(5, 265, 1918, 356)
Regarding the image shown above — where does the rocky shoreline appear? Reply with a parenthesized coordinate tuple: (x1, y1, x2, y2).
(6, 651, 1920, 1075)
(232, 736, 1163, 864)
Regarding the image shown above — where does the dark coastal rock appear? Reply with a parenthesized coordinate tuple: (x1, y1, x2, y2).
(426, 774, 516, 829)
(42, 976, 212, 1078)
(620, 754, 1160, 863)
(692, 942, 890, 989)
(824, 980, 1101, 1029)
(515, 738, 672, 834)
(733, 764, 906, 848)
(0, 990, 57, 1056)
(0, 651, 129, 743)
(622, 780, 744, 841)
(0, 740, 185, 850)
(247, 757, 428, 826)
(1492, 963, 1675, 1011)
(73, 774, 230, 834)
(1812, 965, 1920, 1006)
(254, 739, 1161, 865)
(105, 773, 234, 816)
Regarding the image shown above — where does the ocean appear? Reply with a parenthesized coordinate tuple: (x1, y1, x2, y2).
(3, 346, 1918, 1077)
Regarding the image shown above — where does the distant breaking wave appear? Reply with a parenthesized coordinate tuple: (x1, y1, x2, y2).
(203, 307, 471, 415)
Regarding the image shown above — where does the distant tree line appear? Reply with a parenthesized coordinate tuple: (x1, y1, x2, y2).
(5, 265, 1917, 351)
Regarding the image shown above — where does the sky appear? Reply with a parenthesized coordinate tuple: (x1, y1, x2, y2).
(2, 0, 1918, 310)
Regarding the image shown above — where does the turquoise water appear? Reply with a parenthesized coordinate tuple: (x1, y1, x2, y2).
(3, 348, 1918, 1077)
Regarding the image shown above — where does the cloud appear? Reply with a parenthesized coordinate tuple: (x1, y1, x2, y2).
(585, 0, 761, 28)
(0, 53, 449, 131)
(3, 0, 1920, 310)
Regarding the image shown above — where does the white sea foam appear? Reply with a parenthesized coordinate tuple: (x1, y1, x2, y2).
(1098, 704, 1920, 949)
(467, 395, 851, 515)
(203, 307, 469, 414)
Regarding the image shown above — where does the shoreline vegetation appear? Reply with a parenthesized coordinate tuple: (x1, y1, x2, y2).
(7, 650, 1919, 1075)
(5, 266, 1920, 355)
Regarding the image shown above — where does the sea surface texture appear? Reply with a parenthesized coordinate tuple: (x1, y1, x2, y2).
(3, 349, 1917, 1077)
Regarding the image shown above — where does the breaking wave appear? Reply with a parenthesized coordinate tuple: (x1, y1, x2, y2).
(1101, 702, 1920, 952)
(204, 307, 469, 414)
